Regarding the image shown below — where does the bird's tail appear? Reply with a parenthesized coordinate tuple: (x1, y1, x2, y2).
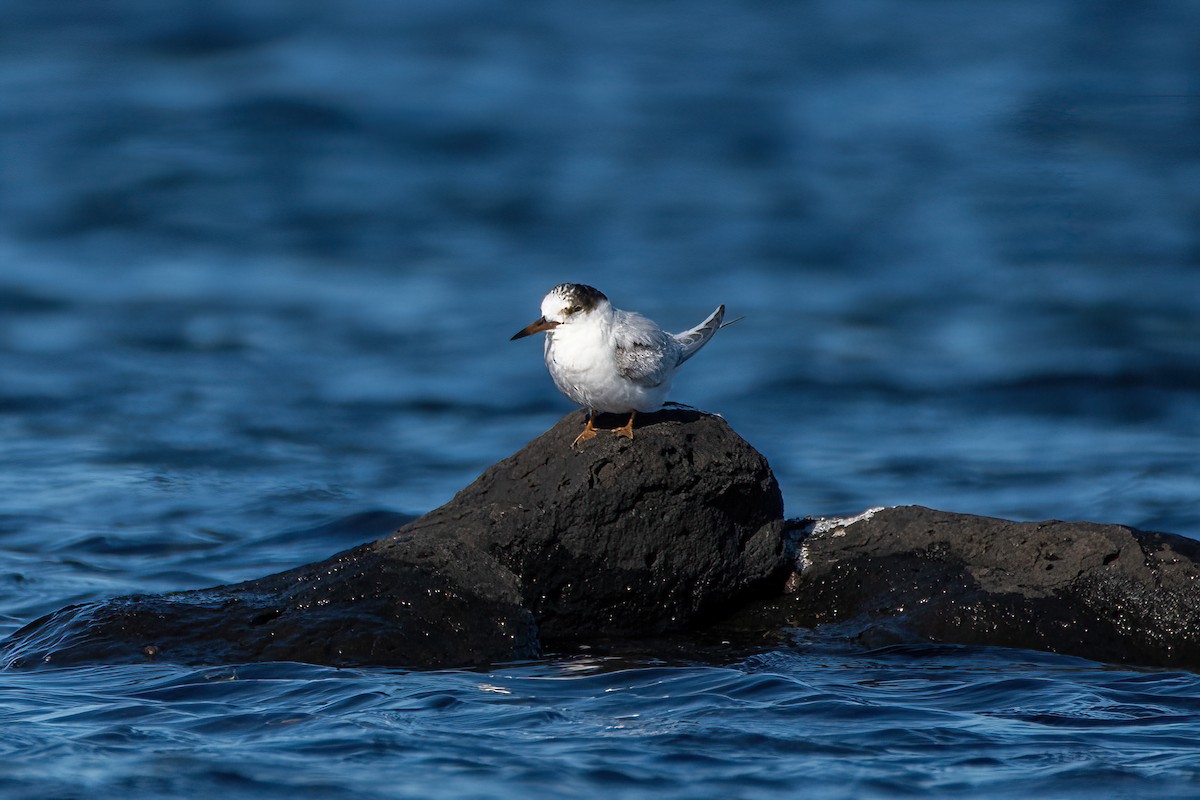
(673, 304, 725, 366)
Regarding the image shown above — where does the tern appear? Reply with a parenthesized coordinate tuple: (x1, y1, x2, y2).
(512, 283, 726, 447)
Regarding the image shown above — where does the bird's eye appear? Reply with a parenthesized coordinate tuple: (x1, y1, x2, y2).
(570, 305, 583, 314)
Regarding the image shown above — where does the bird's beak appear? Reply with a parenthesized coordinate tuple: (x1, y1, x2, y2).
(511, 316, 559, 340)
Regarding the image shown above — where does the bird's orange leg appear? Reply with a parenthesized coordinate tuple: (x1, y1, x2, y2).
(572, 411, 598, 448)
(614, 410, 636, 440)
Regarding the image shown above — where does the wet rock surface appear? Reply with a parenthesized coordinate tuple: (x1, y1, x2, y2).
(747, 505, 1200, 669)
(2, 409, 786, 668)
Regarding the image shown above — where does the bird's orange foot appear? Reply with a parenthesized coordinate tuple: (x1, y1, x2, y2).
(572, 415, 599, 448)
(614, 411, 636, 440)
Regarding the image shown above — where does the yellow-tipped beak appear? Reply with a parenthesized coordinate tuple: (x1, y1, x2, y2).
(511, 317, 559, 340)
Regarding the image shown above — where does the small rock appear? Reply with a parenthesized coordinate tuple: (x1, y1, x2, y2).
(765, 505, 1200, 669)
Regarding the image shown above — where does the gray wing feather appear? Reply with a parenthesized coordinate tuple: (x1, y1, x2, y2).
(673, 305, 725, 365)
(612, 312, 678, 387)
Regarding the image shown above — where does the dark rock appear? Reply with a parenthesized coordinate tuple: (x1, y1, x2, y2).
(8, 413, 1200, 672)
(2, 409, 786, 669)
(747, 505, 1200, 669)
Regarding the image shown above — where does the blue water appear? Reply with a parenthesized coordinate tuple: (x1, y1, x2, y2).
(2, 0, 1199, 797)
(5, 648, 1200, 800)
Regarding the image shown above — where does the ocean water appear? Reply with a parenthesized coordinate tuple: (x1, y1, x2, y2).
(2, 0, 1199, 797)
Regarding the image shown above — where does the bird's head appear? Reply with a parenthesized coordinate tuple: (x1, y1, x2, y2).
(511, 283, 609, 340)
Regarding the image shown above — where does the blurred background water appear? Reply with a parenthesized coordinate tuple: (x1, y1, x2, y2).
(1, 1, 1198, 797)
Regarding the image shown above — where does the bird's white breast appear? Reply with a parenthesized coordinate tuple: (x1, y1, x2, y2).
(543, 320, 671, 413)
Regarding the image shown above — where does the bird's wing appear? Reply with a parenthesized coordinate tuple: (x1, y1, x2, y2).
(612, 312, 678, 388)
(672, 304, 725, 366)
